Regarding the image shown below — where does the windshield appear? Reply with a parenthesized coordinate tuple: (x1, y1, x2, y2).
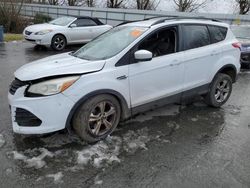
(231, 26, 250, 39)
(49, 17, 76, 26)
(73, 26, 148, 61)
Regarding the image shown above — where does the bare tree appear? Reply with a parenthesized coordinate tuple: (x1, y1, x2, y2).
(136, 0, 160, 10)
(173, 0, 207, 12)
(235, 0, 250, 14)
(0, 0, 25, 32)
(107, 0, 124, 8)
(48, 0, 58, 5)
(67, 0, 77, 6)
(85, 0, 95, 7)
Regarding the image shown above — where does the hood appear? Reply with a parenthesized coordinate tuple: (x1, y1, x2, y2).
(15, 52, 106, 81)
(25, 23, 63, 33)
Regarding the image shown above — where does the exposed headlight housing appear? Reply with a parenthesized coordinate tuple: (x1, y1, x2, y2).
(26, 76, 80, 96)
(34, 29, 53, 35)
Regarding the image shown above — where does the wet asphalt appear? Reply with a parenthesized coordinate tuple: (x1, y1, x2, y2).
(0, 42, 250, 188)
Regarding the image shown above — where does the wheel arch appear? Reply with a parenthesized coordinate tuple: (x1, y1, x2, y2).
(65, 89, 131, 130)
(215, 64, 238, 83)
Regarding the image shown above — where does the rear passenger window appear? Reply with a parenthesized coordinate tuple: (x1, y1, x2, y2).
(73, 19, 97, 27)
(182, 25, 210, 50)
(208, 26, 227, 43)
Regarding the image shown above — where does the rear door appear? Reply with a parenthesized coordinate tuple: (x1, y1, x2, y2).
(180, 24, 224, 92)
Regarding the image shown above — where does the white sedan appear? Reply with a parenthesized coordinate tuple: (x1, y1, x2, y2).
(23, 16, 113, 50)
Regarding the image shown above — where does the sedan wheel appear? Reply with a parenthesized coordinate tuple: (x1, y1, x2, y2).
(51, 35, 66, 51)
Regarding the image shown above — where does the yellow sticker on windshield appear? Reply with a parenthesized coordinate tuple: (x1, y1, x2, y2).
(130, 29, 143, 38)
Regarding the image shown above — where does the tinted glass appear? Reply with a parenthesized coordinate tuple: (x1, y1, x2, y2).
(74, 18, 97, 27)
(49, 16, 75, 26)
(183, 25, 210, 50)
(208, 26, 227, 43)
(138, 28, 176, 57)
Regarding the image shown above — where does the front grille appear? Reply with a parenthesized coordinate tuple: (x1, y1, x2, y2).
(15, 108, 42, 127)
(25, 30, 32, 35)
(25, 38, 35, 42)
(9, 78, 27, 95)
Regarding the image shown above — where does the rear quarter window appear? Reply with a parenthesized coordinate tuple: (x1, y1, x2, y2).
(182, 25, 210, 50)
(208, 26, 228, 43)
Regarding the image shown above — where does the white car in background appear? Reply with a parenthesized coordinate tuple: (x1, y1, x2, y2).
(23, 16, 113, 51)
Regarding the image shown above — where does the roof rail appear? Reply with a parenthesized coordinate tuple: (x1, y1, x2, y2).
(151, 16, 221, 26)
(116, 16, 221, 27)
(116, 16, 177, 27)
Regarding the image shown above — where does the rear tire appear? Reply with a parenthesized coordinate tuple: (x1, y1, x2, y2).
(204, 73, 232, 108)
(72, 94, 121, 143)
(51, 34, 66, 51)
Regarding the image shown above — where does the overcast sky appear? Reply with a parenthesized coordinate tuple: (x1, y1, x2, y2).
(158, 0, 238, 13)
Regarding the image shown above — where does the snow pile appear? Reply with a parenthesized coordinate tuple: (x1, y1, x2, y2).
(46, 172, 63, 184)
(94, 175, 103, 185)
(12, 148, 54, 169)
(77, 136, 122, 168)
(0, 134, 5, 148)
(122, 128, 150, 153)
(76, 128, 150, 168)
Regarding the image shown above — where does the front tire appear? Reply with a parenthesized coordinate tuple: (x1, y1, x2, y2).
(72, 94, 121, 143)
(204, 73, 232, 108)
(51, 34, 66, 51)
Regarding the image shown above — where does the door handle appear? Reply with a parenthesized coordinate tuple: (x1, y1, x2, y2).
(117, 75, 128, 80)
(170, 60, 181, 66)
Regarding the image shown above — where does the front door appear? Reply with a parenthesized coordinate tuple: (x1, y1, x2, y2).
(128, 26, 185, 111)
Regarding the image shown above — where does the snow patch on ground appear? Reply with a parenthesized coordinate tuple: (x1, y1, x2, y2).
(77, 136, 122, 168)
(76, 128, 150, 168)
(94, 175, 103, 185)
(12, 148, 54, 169)
(0, 134, 5, 148)
(191, 118, 198, 122)
(46, 172, 63, 184)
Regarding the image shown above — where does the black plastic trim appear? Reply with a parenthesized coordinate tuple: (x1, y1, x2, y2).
(15, 108, 42, 127)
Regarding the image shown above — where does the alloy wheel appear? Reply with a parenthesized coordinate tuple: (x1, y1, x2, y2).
(88, 101, 117, 136)
(214, 79, 230, 103)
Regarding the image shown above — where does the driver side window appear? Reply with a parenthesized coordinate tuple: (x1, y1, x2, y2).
(138, 27, 177, 58)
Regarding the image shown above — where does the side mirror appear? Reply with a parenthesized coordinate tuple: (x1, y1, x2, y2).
(134, 50, 153, 61)
(69, 23, 77, 28)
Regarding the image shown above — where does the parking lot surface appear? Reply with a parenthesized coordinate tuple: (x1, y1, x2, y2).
(0, 42, 250, 188)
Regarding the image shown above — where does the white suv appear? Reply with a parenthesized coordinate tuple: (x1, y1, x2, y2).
(9, 18, 241, 143)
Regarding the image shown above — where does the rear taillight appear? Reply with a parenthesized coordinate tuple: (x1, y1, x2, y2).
(232, 42, 241, 49)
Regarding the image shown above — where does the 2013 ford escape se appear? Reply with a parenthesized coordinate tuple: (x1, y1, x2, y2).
(8, 17, 241, 143)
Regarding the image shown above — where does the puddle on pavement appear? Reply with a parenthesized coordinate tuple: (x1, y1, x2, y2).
(4, 102, 229, 185)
